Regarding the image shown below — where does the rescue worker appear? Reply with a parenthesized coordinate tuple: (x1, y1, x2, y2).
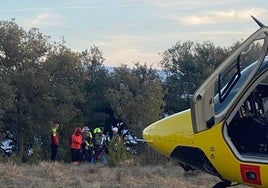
(91, 127, 108, 165)
(108, 126, 126, 160)
(70, 127, 83, 165)
(111, 127, 120, 141)
(109, 126, 121, 153)
(50, 123, 59, 161)
(81, 126, 94, 162)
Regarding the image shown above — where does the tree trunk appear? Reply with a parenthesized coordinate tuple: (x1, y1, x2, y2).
(16, 99, 25, 163)
(16, 123, 24, 163)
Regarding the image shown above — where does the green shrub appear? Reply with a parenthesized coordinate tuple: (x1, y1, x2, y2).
(107, 137, 131, 166)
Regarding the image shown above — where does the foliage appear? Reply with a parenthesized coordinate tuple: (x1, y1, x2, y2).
(0, 20, 51, 162)
(0, 20, 246, 165)
(107, 136, 131, 166)
(78, 47, 113, 131)
(106, 63, 165, 137)
(0, 21, 84, 163)
(160, 41, 231, 114)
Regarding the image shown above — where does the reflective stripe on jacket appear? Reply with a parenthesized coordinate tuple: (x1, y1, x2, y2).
(50, 128, 59, 145)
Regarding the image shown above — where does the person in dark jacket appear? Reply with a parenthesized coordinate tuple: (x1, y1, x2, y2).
(91, 127, 108, 165)
(50, 123, 59, 161)
(81, 126, 94, 162)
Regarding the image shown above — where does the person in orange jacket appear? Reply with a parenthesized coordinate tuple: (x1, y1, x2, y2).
(50, 123, 59, 161)
(70, 127, 83, 164)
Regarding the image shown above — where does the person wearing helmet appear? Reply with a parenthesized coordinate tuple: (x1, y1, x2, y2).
(111, 126, 120, 140)
(93, 127, 102, 134)
(91, 127, 108, 165)
(82, 126, 89, 133)
(70, 127, 83, 165)
(81, 126, 93, 162)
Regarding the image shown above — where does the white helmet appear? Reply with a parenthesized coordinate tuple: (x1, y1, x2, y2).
(112, 127, 118, 133)
(82, 126, 89, 132)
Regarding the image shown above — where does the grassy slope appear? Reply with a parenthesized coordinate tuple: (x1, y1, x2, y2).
(0, 162, 249, 188)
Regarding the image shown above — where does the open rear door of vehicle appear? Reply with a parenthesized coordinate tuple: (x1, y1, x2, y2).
(191, 27, 268, 133)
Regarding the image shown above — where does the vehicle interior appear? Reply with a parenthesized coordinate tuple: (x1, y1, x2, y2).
(227, 77, 268, 157)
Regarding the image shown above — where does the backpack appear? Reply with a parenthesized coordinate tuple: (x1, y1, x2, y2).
(94, 134, 103, 146)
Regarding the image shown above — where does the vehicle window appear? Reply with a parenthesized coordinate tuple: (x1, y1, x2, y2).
(214, 39, 265, 116)
(214, 63, 256, 114)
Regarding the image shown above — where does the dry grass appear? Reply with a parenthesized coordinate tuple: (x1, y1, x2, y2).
(0, 161, 249, 188)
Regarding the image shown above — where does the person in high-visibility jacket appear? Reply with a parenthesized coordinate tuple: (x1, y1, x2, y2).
(50, 123, 59, 161)
(91, 127, 108, 165)
(81, 126, 94, 162)
(70, 127, 83, 164)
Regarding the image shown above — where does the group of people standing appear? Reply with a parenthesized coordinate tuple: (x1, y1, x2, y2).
(50, 123, 120, 165)
(69, 126, 108, 165)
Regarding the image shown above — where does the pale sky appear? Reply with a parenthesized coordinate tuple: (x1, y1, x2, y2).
(0, 0, 267, 68)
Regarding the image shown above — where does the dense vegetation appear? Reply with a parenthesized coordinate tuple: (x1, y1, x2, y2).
(0, 20, 240, 164)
